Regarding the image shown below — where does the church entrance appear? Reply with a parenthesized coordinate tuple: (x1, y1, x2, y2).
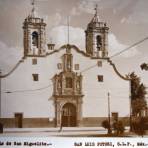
(61, 103, 77, 127)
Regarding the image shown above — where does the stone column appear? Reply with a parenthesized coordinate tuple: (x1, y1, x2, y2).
(77, 98, 83, 126)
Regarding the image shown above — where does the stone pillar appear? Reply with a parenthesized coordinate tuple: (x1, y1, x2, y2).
(77, 98, 83, 126)
(56, 102, 61, 127)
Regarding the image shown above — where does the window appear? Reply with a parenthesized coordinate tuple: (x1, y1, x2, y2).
(32, 58, 37, 65)
(97, 61, 102, 67)
(96, 35, 102, 50)
(98, 75, 103, 82)
(66, 77, 73, 88)
(32, 74, 39, 81)
(32, 31, 38, 47)
(75, 64, 79, 70)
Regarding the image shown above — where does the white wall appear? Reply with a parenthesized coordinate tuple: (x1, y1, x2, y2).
(1, 47, 130, 118)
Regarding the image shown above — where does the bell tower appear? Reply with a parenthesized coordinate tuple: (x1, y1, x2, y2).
(23, 0, 46, 56)
(85, 5, 109, 58)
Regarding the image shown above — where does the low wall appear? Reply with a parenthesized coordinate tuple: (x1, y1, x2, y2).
(0, 118, 55, 128)
(82, 117, 129, 127)
(0, 117, 129, 128)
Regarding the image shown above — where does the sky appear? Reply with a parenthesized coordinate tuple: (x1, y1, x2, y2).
(0, 0, 148, 88)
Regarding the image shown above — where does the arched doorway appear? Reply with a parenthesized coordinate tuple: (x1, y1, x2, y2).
(61, 103, 77, 127)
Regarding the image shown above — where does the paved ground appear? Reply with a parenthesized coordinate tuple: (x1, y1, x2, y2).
(0, 127, 148, 137)
(0, 127, 142, 137)
(1, 127, 107, 137)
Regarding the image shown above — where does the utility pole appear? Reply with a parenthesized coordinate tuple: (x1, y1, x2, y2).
(129, 80, 132, 132)
(108, 92, 111, 134)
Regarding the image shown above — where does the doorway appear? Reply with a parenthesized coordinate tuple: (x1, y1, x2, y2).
(15, 113, 23, 128)
(62, 103, 76, 127)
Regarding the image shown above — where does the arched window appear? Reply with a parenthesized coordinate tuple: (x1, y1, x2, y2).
(66, 77, 73, 88)
(96, 35, 102, 50)
(32, 31, 38, 47)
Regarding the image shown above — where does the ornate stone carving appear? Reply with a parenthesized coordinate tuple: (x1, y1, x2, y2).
(52, 47, 83, 127)
(23, 14, 46, 57)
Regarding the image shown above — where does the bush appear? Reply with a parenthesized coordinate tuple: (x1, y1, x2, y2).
(113, 121, 125, 135)
(132, 117, 146, 137)
(102, 120, 112, 134)
(102, 120, 110, 129)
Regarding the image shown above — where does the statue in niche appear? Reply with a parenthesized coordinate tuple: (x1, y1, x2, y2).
(76, 79, 80, 89)
(57, 79, 61, 89)
(57, 79, 62, 94)
(66, 77, 73, 88)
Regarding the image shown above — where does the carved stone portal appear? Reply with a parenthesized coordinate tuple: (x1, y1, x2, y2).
(52, 46, 83, 127)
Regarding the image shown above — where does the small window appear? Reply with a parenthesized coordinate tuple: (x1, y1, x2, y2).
(32, 58, 37, 65)
(97, 61, 102, 67)
(32, 74, 39, 81)
(57, 63, 62, 69)
(75, 64, 79, 70)
(66, 77, 73, 88)
(98, 75, 103, 82)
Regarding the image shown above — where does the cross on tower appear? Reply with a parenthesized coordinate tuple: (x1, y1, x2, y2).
(31, 0, 36, 17)
(93, 4, 100, 22)
(94, 4, 98, 15)
(31, 0, 35, 7)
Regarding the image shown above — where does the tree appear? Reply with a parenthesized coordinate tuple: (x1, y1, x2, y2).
(127, 72, 147, 116)
(140, 63, 148, 70)
(102, 120, 112, 134)
(132, 117, 146, 137)
(132, 99, 147, 116)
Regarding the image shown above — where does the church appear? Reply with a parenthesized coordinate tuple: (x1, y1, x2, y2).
(0, 4, 130, 128)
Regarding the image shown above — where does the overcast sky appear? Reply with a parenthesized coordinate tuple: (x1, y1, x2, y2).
(0, 0, 148, 87)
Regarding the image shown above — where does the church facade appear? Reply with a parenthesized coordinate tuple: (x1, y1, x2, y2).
(0, 5, 130, 128)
